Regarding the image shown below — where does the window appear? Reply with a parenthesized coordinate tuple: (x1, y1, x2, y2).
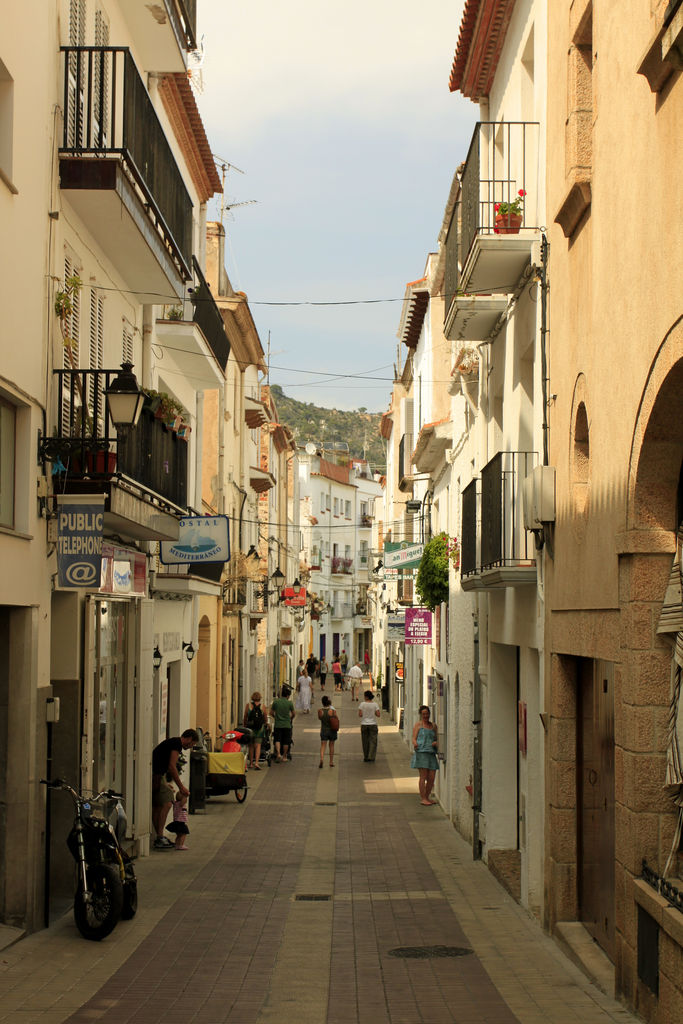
(0, 56, 15, 192)
(89, 290, 104, 429)
(62, 251, 82, 431)
(345, 500, 351, 518)
(122, 321, 134, 364)
(333, 497, 339, 516)
(320, 493, 326, 513)
(0, 398, 15, 528)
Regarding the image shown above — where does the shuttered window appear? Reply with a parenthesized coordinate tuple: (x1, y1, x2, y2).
(62, 253, 81, 431)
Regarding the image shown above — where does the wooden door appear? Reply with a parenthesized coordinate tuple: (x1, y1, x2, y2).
(578, 658, 615, 961)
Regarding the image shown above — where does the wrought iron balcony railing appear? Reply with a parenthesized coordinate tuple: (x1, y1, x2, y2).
(191, 257, 230, 371)
(444, 121, 540, 309)
(60, 46, 193, 279)
(44, 369, 187, 510)
(480, 451, 536, 571)
(460, 478, 479, 579)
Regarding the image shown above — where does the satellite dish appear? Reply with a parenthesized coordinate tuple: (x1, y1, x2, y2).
(305, 442, 317, 455)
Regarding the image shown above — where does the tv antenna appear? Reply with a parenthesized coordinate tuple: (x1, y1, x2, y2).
(212, 155, 258, 227)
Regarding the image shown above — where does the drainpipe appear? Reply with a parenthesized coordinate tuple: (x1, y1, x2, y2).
(472, 604, 482, 860)
(194, 391, 204, 511)
(539, 232, 550, 467)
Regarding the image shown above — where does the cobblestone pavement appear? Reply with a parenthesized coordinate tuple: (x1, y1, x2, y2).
(0, 694, 640, 1023)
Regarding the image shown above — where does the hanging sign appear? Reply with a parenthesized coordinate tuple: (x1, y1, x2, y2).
(56, 495, 105, 588)
(160, 516, 230, 564)
(384, 541, 424, 570)
(387, 612, 406, 642)
(405, 607, 433, 645)
(99, 543, 147, 596)
(282, 587, 307, 607)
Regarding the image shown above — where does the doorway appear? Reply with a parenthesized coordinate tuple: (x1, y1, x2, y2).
(578, 658, 615, 961)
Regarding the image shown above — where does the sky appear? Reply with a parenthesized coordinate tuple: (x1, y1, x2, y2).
(196, 0, 473, 413)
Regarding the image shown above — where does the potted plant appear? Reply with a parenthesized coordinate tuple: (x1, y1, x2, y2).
(494, 189, 526, 234)
(453, 345, 479, 377)
(416, 531, 450, 610)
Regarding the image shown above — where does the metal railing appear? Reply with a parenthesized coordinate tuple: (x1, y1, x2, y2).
(480, 451, 536, 570)
(642, 860, 683, 912)
(461, 478, 479, 579)
(47, 369, 188, 509)
(60, 46, 193, 279)
(177, 0, 197, 49)
(192, 257, 230, 371)
(444, 121, 540, 306)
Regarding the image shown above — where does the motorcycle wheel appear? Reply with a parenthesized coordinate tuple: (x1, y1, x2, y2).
(121, 878, 138, 919)
(74, 864, 123, 940)
(120, 856, 137, 919)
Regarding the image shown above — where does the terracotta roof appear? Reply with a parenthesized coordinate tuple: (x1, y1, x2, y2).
(399, 283, 429, 350)
(315, 459, 350, 485)
(379, 412, 393, 440)
(159, 73, 223, 202)
(448, 0, 517, 101)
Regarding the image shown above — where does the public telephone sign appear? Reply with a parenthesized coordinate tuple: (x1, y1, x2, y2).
(56, 495, 105, 588)
(404, 607, 433, 645)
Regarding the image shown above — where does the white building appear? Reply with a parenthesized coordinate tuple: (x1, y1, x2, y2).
(299, 449, 381, 669)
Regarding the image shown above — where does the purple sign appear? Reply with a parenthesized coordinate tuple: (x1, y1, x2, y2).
(405, 607, 433, 646)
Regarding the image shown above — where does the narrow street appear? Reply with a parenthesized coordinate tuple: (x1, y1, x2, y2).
(1, 697, 639, 1024)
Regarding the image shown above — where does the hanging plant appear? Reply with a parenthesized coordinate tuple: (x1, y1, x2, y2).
(416, 531, 449, 610)
(446, 535, 460, 570)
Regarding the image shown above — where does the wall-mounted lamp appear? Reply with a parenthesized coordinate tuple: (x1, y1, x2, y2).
(104, 362, 145, 429)
(153, 645, 162, 670)
(182, 642, 195, 663)
(291, 577, 302, 596)
(246, 544, 259, 561)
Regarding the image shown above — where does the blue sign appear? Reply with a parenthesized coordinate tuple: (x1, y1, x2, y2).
(160, 516, 230, 565)
(56, 495, 105, 588)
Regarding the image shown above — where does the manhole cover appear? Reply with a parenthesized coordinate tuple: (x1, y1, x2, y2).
(295, 894, 332, 901)
(387, 945, 473, 959)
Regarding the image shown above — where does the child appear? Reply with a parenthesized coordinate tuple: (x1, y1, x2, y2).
(166, 790, 190, 850)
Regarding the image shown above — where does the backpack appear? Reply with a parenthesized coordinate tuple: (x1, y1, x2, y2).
(247, 704, 264, 730)
(324, 708, 340, 732)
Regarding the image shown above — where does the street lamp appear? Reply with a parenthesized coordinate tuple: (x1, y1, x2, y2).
(153, 645, 162, 670)
(182, 642, 195, 663)
(291, 577, 302, 596)
(104, 362, 145, 429)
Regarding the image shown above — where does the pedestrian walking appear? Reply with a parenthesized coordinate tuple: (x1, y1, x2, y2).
(319, 657, 328, 691)
(348, 661, 363, 700)
(318, 695, 339, 768)
(332, 657, 343, 691)
(151, 729, 198, 849)
(243, 691, 267, 769)
(340, 649, 348, 673)
(411, 705, 439, 806)
(296, 669, 313, 713)
(358, 689, 380, 762)
(364, 649, 370, 669)
(270, 686, 295, 762)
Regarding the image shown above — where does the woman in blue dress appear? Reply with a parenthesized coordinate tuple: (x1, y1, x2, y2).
(411, 705, 439, 805)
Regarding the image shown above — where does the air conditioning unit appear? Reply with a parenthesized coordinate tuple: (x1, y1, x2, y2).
(522, 465, 556, 531)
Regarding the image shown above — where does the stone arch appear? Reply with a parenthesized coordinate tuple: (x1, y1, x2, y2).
(627, 315, 683, 533)
(569, 374, 591, 534)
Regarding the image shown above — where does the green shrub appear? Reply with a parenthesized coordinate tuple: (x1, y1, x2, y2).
(416, 531, 449, 610)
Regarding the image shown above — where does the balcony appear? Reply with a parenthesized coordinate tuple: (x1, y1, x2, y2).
(59, 47, 192, 301)
(43, 369, 187, 541)
(398, 433, 414, 492)
(331, 557, 353, 575)
(360, 513, 374, 527)
(155, 260, 230, 388)
(444, 122, 540, 307)
(119, 0, 197, 73)
(461, 452, 537, 590)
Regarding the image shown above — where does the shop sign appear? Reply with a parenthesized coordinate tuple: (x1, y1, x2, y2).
(387, 612, 405, 642)
(160, 516, 230, 564)
(405, 607, 432, 645)
(395, 661, 404, 681)
(282, 587, 306, 607)
(384, 541, 424, 570)
(56, 495, 105, 588)
(99, 543, 147, 596)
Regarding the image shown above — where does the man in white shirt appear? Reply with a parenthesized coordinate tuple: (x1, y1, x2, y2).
(358, 690, 381, 761)
(347, 661, 363, 701)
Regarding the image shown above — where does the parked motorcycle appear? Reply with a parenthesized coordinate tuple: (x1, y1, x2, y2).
(41, 778, 137, 940)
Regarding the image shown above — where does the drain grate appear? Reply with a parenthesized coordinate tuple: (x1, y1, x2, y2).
(295, 894, 332, 901)
(387, 945, 473, 959)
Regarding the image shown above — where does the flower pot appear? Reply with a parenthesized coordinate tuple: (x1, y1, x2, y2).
(494, 213, 522, 235)
(85, 450, 117, 475)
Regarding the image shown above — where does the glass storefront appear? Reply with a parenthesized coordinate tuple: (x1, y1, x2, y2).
(94, 600, 128, 793)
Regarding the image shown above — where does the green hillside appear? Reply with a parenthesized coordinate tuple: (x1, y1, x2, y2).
(270, 384, 386, 473)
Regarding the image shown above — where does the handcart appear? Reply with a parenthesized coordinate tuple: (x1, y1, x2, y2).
(205, 751, 248, 803)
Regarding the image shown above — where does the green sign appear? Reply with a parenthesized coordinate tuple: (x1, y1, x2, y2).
(384, 540, 424, 570)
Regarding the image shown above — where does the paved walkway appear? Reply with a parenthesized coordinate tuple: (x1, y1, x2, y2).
(0, 694, 640, 1023)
